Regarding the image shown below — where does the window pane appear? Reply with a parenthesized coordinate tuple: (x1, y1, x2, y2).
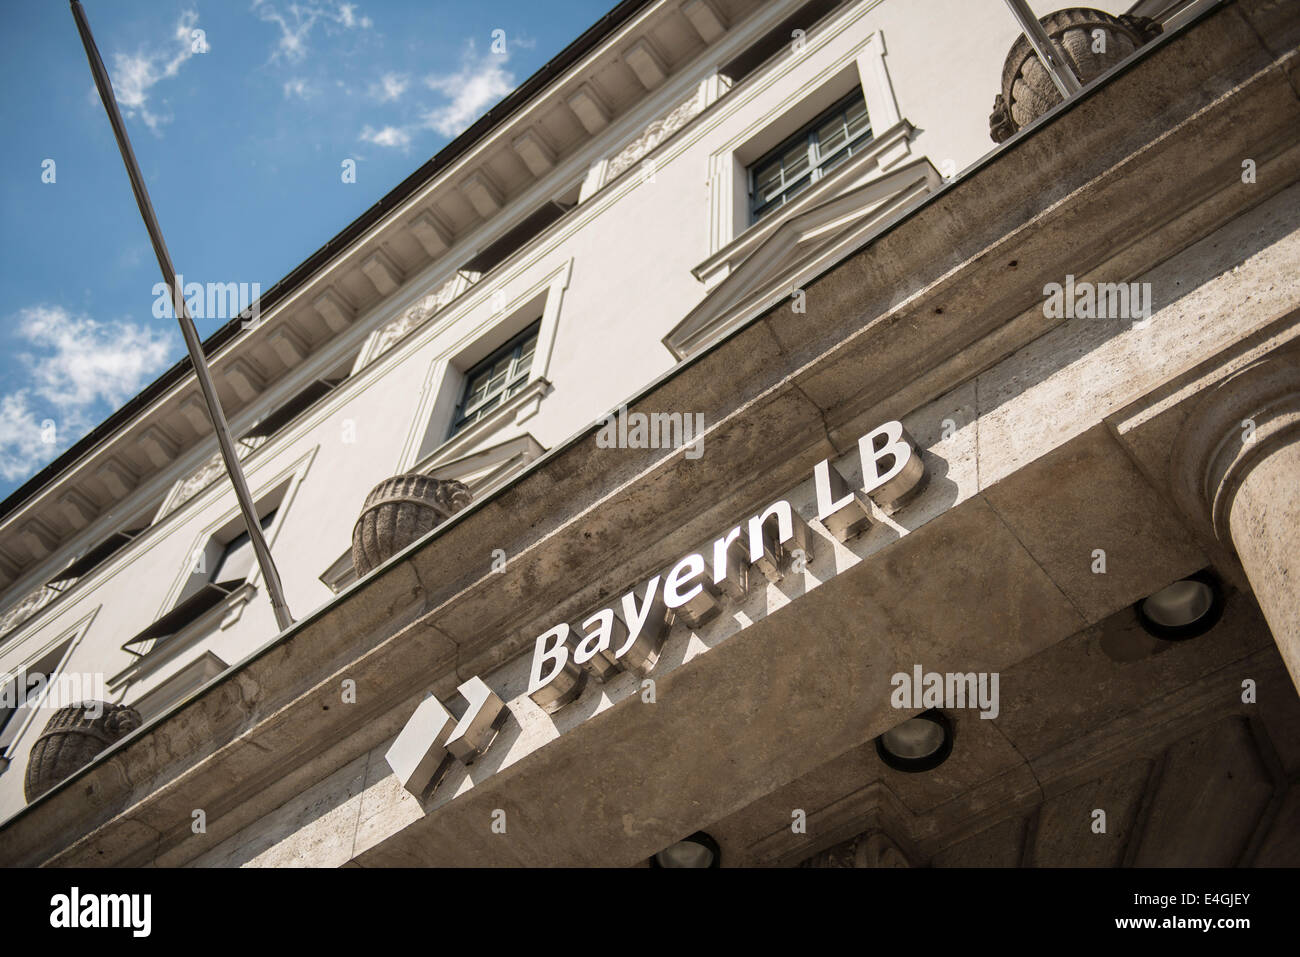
(845, 97, 870, 138)
(782, 173, 813, 203)
(515, 335, 537, 370)
(465, 368, 491, 401)
(818, 148, 851, 176)
(749, 91, 873, 223)
(781, 140, 811, 182)
(815, 116, 848, 160)
(453, 323, 542, 433)
(753, 158, 783, 197)
(211, 510, 277, 587)
(484, 367, 510, 396)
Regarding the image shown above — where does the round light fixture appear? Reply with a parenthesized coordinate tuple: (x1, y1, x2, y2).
(651, 831, 721, 868)
(1135, 570, 1223, 640)
(875, 709, 953, 773)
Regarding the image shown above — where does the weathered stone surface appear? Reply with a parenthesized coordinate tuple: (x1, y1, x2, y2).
(351, 474, 472, 576)
(989, 7, 1162, 142)
(1131, 716, 1275, 866)
(23, 703, 142, 803)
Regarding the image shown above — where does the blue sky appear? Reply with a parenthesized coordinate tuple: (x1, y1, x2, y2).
(0, 0, 614, 500)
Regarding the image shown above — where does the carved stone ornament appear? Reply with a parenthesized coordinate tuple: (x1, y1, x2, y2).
(24, 702, 143, 803)
(989, 8, 1162, 143)
(0, 584, 58, 640)
(160, 435, 266, 521)
(800, 829, 911, 868)
(351, 473, 473, 575)
(606, 87, 705, 181)
(367, 273, 473, 369)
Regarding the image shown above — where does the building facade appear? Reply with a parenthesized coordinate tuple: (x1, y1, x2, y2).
(1, 0, 1298, 867)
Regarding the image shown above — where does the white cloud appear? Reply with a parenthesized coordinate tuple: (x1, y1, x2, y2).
(0, 307, 176, 483)
(422, 41, 515, 137)
(283, 78, 313, 99)
(252, 0, 372, 62)
(370, 72, 408, 102)
(338, 3, 372, 29)
(0, 394, 54, 484)
(360, 125, 411, 150)
(110, 10, 202, 133)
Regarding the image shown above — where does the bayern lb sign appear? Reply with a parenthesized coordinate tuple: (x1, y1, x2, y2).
(386, 419, 927, 798)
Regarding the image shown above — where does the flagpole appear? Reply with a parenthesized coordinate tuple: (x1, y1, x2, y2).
(69, 0, 295, 631)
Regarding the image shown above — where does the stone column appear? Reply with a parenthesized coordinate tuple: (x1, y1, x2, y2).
(1172, 345, 1300, 686)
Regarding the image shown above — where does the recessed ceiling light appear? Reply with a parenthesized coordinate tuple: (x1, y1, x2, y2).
(651, 831, 721, 868)
(1135, 570, 1224, 640)
(876, 709, 953, 772)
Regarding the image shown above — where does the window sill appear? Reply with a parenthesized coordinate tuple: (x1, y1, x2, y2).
(418, 376, 551, 473)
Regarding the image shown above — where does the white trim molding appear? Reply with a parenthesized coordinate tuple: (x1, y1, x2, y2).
(705, 24, 911, 257)
(667, 156, 941, 359)
(397, 259, 571, 473)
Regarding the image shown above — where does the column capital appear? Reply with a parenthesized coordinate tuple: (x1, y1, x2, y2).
(1171, 344, 1300, 546)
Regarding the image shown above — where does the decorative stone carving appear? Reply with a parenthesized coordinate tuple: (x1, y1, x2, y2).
(606, 87, 705, 181)
(799, 829, 911, 867)
(24, 702, 143, 802)
(167, 452, 226, 513)
(989, 8, 1162, 143)
(351, 473, 473, 576)
(366, 273, 472, 368)
(159, 435, 267, 520)
(0, 585, 58, 640)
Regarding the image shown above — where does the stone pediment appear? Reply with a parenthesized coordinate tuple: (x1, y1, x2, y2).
(666, 155, 940, 359)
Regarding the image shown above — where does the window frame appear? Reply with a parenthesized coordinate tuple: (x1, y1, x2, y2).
(448, 321, 542, 438)
(747, 88, 872, 223)
(123, 481, 293, 659)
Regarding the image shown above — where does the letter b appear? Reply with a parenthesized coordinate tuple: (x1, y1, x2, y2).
(858, 420, 925, 508)
(527, 624, 587, 713)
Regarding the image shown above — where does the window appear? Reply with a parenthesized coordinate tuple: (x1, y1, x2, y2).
(0, 640, 72, 758)
(122, 506, 279, 655)
(748, 89, 871, 222)
(449, 322, 540, 437)
(45, 526, 146, 592)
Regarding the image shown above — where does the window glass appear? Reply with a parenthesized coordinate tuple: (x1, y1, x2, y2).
(748, 89, 872, 223)
(210, 509, 277, 588)
(0, 641, 71, 752)
(451, 323, 541, 436)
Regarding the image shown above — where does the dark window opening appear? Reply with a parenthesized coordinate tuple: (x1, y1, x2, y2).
(122, 508, 278, 655)
(46, 527, 147, 591)
(0, 641, 71, 753)
(720, 0, 846, 86)
(460, 197, 576, 276)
